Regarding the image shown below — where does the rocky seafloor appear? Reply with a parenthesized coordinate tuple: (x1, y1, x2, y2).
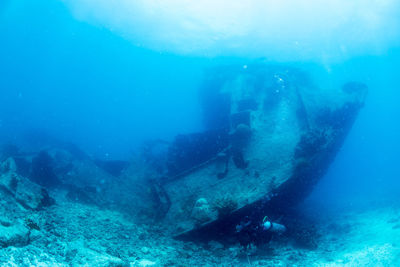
(1, 181, 399, 267)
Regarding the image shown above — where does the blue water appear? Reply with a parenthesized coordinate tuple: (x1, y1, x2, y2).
(1, 0, 400, 261)
(0, 0, 209, 158)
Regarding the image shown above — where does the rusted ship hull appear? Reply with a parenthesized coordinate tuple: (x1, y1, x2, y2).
(157, 64, 367, 237)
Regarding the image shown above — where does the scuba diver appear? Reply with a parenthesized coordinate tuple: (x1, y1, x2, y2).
(236, 215, 287, 248)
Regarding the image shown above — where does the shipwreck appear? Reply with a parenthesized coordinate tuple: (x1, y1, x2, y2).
(150, 63, 367, 238)
(0, 63, 367, 240)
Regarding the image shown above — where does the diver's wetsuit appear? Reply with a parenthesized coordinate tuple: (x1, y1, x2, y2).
(236, 218, 273, 247)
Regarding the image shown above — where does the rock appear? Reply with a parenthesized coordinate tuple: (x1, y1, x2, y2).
(0, 158, 54, 210)
(15, 175, 54, 209)
(0, 223, 30, 248)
